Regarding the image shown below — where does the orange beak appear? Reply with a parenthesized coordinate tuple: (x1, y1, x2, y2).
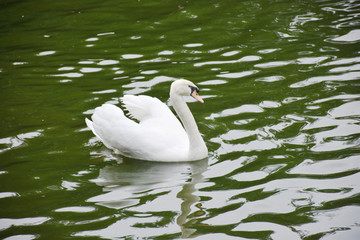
(191, 90, 204, 103)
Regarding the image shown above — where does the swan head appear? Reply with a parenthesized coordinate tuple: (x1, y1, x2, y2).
(170, 79, 204, 103)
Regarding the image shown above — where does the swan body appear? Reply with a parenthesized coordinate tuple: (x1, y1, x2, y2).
(85, 79, 208, 162)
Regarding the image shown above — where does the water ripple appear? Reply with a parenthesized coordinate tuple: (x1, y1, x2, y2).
(290, 71, 360, 88)
(0, 130, 43, 154)
(0, 217, 50, 231)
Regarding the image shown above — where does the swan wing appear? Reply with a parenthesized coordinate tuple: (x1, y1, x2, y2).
(121, 95, 187, 132)
(121, 95, 188, 152)
(121, 95, 172, 121)
(86, 97, 189, 161)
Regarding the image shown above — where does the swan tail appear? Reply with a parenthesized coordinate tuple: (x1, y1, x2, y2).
(85, 117, 107, 141)
(85, 117, 95, 133)
(85, 104, 125, 141)
(86, 104, 141, 155)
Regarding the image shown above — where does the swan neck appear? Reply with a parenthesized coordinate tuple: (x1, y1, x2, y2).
(170, 94, 206, 158)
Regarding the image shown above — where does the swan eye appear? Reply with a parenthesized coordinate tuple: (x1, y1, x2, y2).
(189, 85, 200, 95)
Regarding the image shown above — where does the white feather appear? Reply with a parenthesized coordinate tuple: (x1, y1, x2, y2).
(85, 79, 208, 162)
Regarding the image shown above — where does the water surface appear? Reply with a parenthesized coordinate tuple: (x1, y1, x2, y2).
(1, 0, 360, 239)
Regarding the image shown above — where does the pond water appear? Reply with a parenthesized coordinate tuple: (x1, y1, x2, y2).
(1, 0, 360, 239)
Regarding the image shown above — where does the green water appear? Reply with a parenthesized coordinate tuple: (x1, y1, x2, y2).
(1, 0, 360, 239)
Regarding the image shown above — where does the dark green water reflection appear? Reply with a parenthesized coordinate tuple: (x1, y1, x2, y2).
(1, 0, 360, 239)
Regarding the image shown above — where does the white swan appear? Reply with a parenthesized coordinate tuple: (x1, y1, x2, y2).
(85, 79, 208, 162)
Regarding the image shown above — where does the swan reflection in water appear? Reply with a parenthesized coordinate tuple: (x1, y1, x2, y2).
(84, 153, 208, 239)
